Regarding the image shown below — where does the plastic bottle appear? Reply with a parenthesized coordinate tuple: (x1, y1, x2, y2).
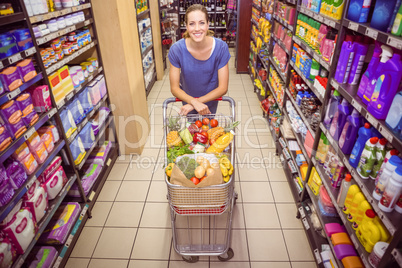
(391, 3, 402, 36)
(370, 0, 398, 32)
(357, 137, 379, 179)
(356, 209, 381, 253)
(388, 0, 402, 33)
(329, 99, 352, 141)
(323, 91, 342, 130)
(362, 45, 393, 105)
(337, 174, 352, 207)
(373, 216, 391, 242)
(339, 109, 362, 155)
(316, 132, 330, 164)
(367, 52, 402, 120)
(386, 92, 402, 139)
(309, 60, 320, 80)
(331, 0, 344, 19)
(395, 194, 402, 213)
(352, 199, 372, 230)
(357, 45, 381, 101)
(334, 41, 356, 84)
(347, 0, 373, 23)
(379, 166, 402, 212)
(349, 123, 373, 168)
(373, 155, 402, 200)
(369, 242, 389, 268)
(370, 138, 388, 180)
(347, 192, 365, 222)
(342, 184, 361, 214)
(347, 42, 368, 85)
(374, 149, 400, 186)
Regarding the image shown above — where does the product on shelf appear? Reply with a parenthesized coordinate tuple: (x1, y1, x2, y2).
(140, 28, 153, 52)
(0, 29, 33, 60)
(68, 161, 102, 197)
(379, 166, 402, 212)
(44, 165, 67, 200)
(4, 159, 28, 190)
(90, 107, 110, 136)
(373, 153, 402, 201)
(60, 107, 77, 139)
(319, 0, 345, 20)
(0, 124, 12, 152)
(339, 109, 361, 155)
(308, 167, 322, 195)
(78, 123, 95, 150)
(0, 237, 17, 268)
(368, 242, 389, 268)
(27, 246, 58, 268)
(328, 99, 351, 141)
(23, 184, 48, 223)
(70, 136, 86, 165)
(135, 0, 148, 14)
(274, 1, 296, 25)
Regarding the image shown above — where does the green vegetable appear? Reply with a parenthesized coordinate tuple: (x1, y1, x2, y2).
(176, 157, 198, 179)
(167, 145, 194, 164)
(179, 128, 193, 144)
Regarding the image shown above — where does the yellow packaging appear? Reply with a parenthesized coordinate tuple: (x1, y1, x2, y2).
(48, 72, 64, 105)
(352, 200, 372, 230)
(347, 192, 365, 223)
(356, 210, 381, 253)
(307, 167, 322, 195)
(342, 185, 360, 215)
(57, 66, 74, 97)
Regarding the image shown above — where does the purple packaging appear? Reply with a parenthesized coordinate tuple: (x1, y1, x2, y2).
(0, 67, 23, 92)
(0, 78, 4, 95)
(0, 180, 14, 206)
(16, 93, 34, 117)
(28, 246, 58, 268)
(3, 119, 27, 139)
(39, 202, 81, 245)
(68, 163, 101, 197)
(0, 100, 22, 126)
(16, 59, 37, 83)
(334, 244, 357, 260)
(0, 125, 12, 152)
(0, 163, 7, 185)
(4, 159, 28, 189)
(22, 110, 39, 127)
(87, 141, 112, 166)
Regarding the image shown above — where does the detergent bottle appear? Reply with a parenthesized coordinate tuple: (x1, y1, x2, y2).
(352, 199, 372, 230)
(339, 109, 362, 155)
(349, 123, 373, 168)
(370, 0, 398, 32)
(362, 45, 393, 105)
(334, 41, 356, 84)
(370, 138, 388, 180)
(357, 137, 379, 179)
(373, 216, 391, 242)
(373, 155, 402, 200)
(329, 99, 351, 141)
(356, 209, 381, 253)
(367, 53, 402, 120)
(343, 184, 361, 214)
(379, 166, 402, 212)
(357, 45, 381, 101)
(337, 174, 352, 208)
(316, 132, 330, 164)
(323, 90, 342, 129)
(347, 191, 365, 222)
(347, 0, 373, 23)
(347, 42, 368, 85)
(386, 92, 402, 140)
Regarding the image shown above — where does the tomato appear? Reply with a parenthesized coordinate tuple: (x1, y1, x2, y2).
(210, 119, 218, 128)
(200, 176, 206, 182)
(200, 131, 208, 139)
(191, 177, 200, 185)
(202, 125, 209, 131)
(195, 120, 202, 128)
(202, 118, 210, 125)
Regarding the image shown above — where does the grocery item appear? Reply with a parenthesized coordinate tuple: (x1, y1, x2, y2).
(347, 42, 368, 85)
(339, 109, 361, 155)
(357, 45, 381, 101)
(356, 209, 381, 253)
(352, 199, 372, 230)
(86, 141, 112, 165)
(23, 184, 48, 223)
(44, 165, 67, 200)
(333, 244, 357, 260)
(4, 159, 28, 189)
(68, 163, 102, 196)
(337, 174, 352, 207)
(356, 137, 379, 178)
(0, 66, 23, 92)
(335, 41, 356, 84)
(370, 0, 398, 32)
(331, 232, 353, 246)
(329, 99, 351, 141)
(379, 166, 402, 212)
(0, 237, 16, 268)
(347, 191, 365, 222)
(386, 92, 402, 139)
(368, 242, 389, 268)
(349, 123, 373, 168)
(347, 0, 372, 22)
(316, 132, 330, 164)
(69, 136, 86, 165)
(342, 184, 360, 214)
(28, 246, 58, 268)
(391, 3, 402, 35)
(373, 155, 402, 200)
(370, 138, 387, 180)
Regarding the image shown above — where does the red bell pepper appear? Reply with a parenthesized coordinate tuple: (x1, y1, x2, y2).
(193, 132, 208, 144)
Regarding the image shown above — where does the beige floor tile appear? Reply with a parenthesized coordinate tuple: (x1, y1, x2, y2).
(169, 261, 209, 268)
(152, 163, 166, 181)
(218, 229, 249, 262)
(131, 228, 172, 260)
(238, 166, 268, 182)
(213, 201, 245, 229)
(88, 259, 129, 268)
(169, 229, 209, 261)
(291, 262, 318, 268)
(128, 260, 168, 268)
(97, 181, 121, 202)
(235, 182, 242, 203)
(283, 230, 315, 261)
(105, 202, 144, 227)
(107, 163, 128, 181)
(211, 262, 251, 268)
(65, 258, 90, 268)
(251, 262, 291, 268)
(124, 163, 154, 181)
(85, 202, 113, 227)
(266, 168, 287, 182)
(140, 202, 170, 228)
(240, 182, 274, 203)
(247, 230, 289, 261)
(257, 135, 275, 149)
(145, 134, 164, 148)
(116, 154, 132, 163)
(236, 149, 263, 164)
(147, 180, 168, 202)
(243, 203, 280, 229)
(276, 203, 303, 229)
(93, 227, 137, 259)
(115, 181, 150, 202)
(235, 136, 261, 150)
(70, 227, 102, 258)
(271, 182, 295, 203)
(131, 149, 161, 163)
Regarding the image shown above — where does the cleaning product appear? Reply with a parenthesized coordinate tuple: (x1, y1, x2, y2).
(347, 0, 373, 23)
(373, 216, 391, 242)
(385, 92, 402, 139)
(349, 123, 373, 168)
(347, 191, 365, 222)
(374, 149, 400, 186)
(370, 0, 398, 32)
(373, 155, 402, 200)
(352, 199, 372, 230)
(347, 42, 368, 85)
(357, 137, 379, 179)
(367, 52, 402, 120)
(337, 173, 352, 207)
(329, 99, 351, 141)
(379, 166, 402, 212)
(362, 45, 393, 105)
(339, 109, 362, 155)
(388, 0, 402, 33)
(316, 132, 330, 164)
(342, 184, 361, 214)
(334, 41, 355, 84)
(370, 138, 388, 180)
(357, 45, 381, 101)
(331, 0, 345, 19)
(368, 242, 389, 268)
(323, 90, 342, 129)
(391, 3, 402, 36)
(331, 162, 346, 188)
(356, 209, 381, 253)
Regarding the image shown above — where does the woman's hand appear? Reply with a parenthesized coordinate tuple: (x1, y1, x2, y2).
(180, 104, 194, 116)
(191, 99, 211, 115)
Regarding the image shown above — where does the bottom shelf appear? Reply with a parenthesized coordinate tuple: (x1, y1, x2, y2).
(146, 71, 157, 97)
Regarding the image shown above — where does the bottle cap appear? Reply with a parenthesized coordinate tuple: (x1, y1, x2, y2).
(345, 174, 352, 182)
(364, 123, 370, 129)
(390, 149, 399, 156)
(365, 209, 376, 218)
(370, 137, 379, 144)
(333, 90, 341, 97)
(379, 138, 387, 146)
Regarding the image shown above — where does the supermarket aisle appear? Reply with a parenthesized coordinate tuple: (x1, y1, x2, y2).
(65, 49, 316, 268)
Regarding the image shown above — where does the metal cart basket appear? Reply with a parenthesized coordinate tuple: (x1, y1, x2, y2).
(162, 96, 237, 263)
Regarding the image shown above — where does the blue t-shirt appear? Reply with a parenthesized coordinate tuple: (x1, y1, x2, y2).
(168, 37, 231, 114)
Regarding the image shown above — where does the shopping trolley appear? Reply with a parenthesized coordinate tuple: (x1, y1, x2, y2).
(162, 96, 237, 263)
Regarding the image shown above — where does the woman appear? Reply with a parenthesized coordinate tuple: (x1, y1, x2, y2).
(168, 4, 231, 116)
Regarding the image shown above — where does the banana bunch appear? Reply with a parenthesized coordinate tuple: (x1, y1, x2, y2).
(219, 156, 233, 183)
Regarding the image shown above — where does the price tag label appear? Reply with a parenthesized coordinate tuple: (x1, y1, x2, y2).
(351, 235, 359, 247)
(298, 206, 306, 218)
(99, 66, 103, 73)
(328, 19, 336, 29)
(48, 108, 57, 119)
(26, 175, 37, 190)
(351, 168, 357, 179)
(331, 79, 339, 90)
(57, 99, 65, 110)
(305, 46, 312, 55)
(53, 256, 62, 268)
(8, 53, 22, 65)
(24, 127, 36, 140)
(0, 60, 3, 70)
(88, 75, 94, 82)
(366, 113, 378, 128)
(67, 92, 74, 100)
(379, 126, 393, 143)
(387, 36, 402, 50)
(89, 110, 95, 118)
(7, 88, 21, 100)
(351, 99, 362, 113)
(314, 249, 322, 264)
(366, 28, 378, 40)
(84, 20, 90, 26)
(302, 218, 310, 230)
(71, 25, 76, 32)
(288, 160, 298, 174)
(81, 117, 88, 127)
(361, 255, 369, 267)
(107, 158, 112, 166)
(16, 258, 24, 268)
(313, 53, 320, 62)
(343, 156, 352, 171)
(349, 21, 359, 31)
(25, 47, 36, 57)
(307, 10, 313, 17)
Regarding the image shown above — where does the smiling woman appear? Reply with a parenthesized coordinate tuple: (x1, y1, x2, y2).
(168, 4, 231, 116)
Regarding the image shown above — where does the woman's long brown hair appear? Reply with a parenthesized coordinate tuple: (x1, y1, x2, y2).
(183, 4, 215, 38)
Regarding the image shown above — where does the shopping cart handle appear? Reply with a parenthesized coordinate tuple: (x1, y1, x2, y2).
(175, 97, 223, 102)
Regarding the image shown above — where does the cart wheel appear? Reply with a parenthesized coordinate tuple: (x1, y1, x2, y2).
(182, 256, 199, 263)
(218, 248, 234, 261)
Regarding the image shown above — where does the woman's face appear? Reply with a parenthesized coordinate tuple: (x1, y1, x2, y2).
(186, 10, 208, 42)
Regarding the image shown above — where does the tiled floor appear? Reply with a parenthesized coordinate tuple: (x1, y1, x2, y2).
(66, 49, 316, 268)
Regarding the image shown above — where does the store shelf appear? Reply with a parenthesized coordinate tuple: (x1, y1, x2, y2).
(392, 248, 402, 267)
(272, 14, 294, 31)
(0, 108, 57, 164)
(0, 13, 25, 26)
(137, 9, 150, 19)
(46, 40, 97, 75)
(293, 35, 330, 70)
(285, 89, 316, 139)
(0, 72, 42, 107)
(12, 174, 76, 268)
(257, 53, 269, 70)
(251, 18, 259, 26)
(297, 6, 341, 30)
(252, 3, 261, 11)
(330, 78, 402, 154)
(320, 123, 402, 236)
(278, 144, 303, 201)
(0, 138, 65, 224)
(53, 204, 89, 268)
(272, 34, 290, 56)
(36, 18, 93, 45)
(56, 66, 104, 110)
(266, 80, 282, 111)
(140, 25, 151, 35)
(146, 71, 157, 96)
(286, 0, 297, 4)
(0, 46, 36, 71)
(343, 18, 402, 50)
(312, 158, 371, 267)
(268, 56, 286, 82)
(29, 3, 92, 23)
(289, 60, 324, 103)
(142, 44, 153, 58)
